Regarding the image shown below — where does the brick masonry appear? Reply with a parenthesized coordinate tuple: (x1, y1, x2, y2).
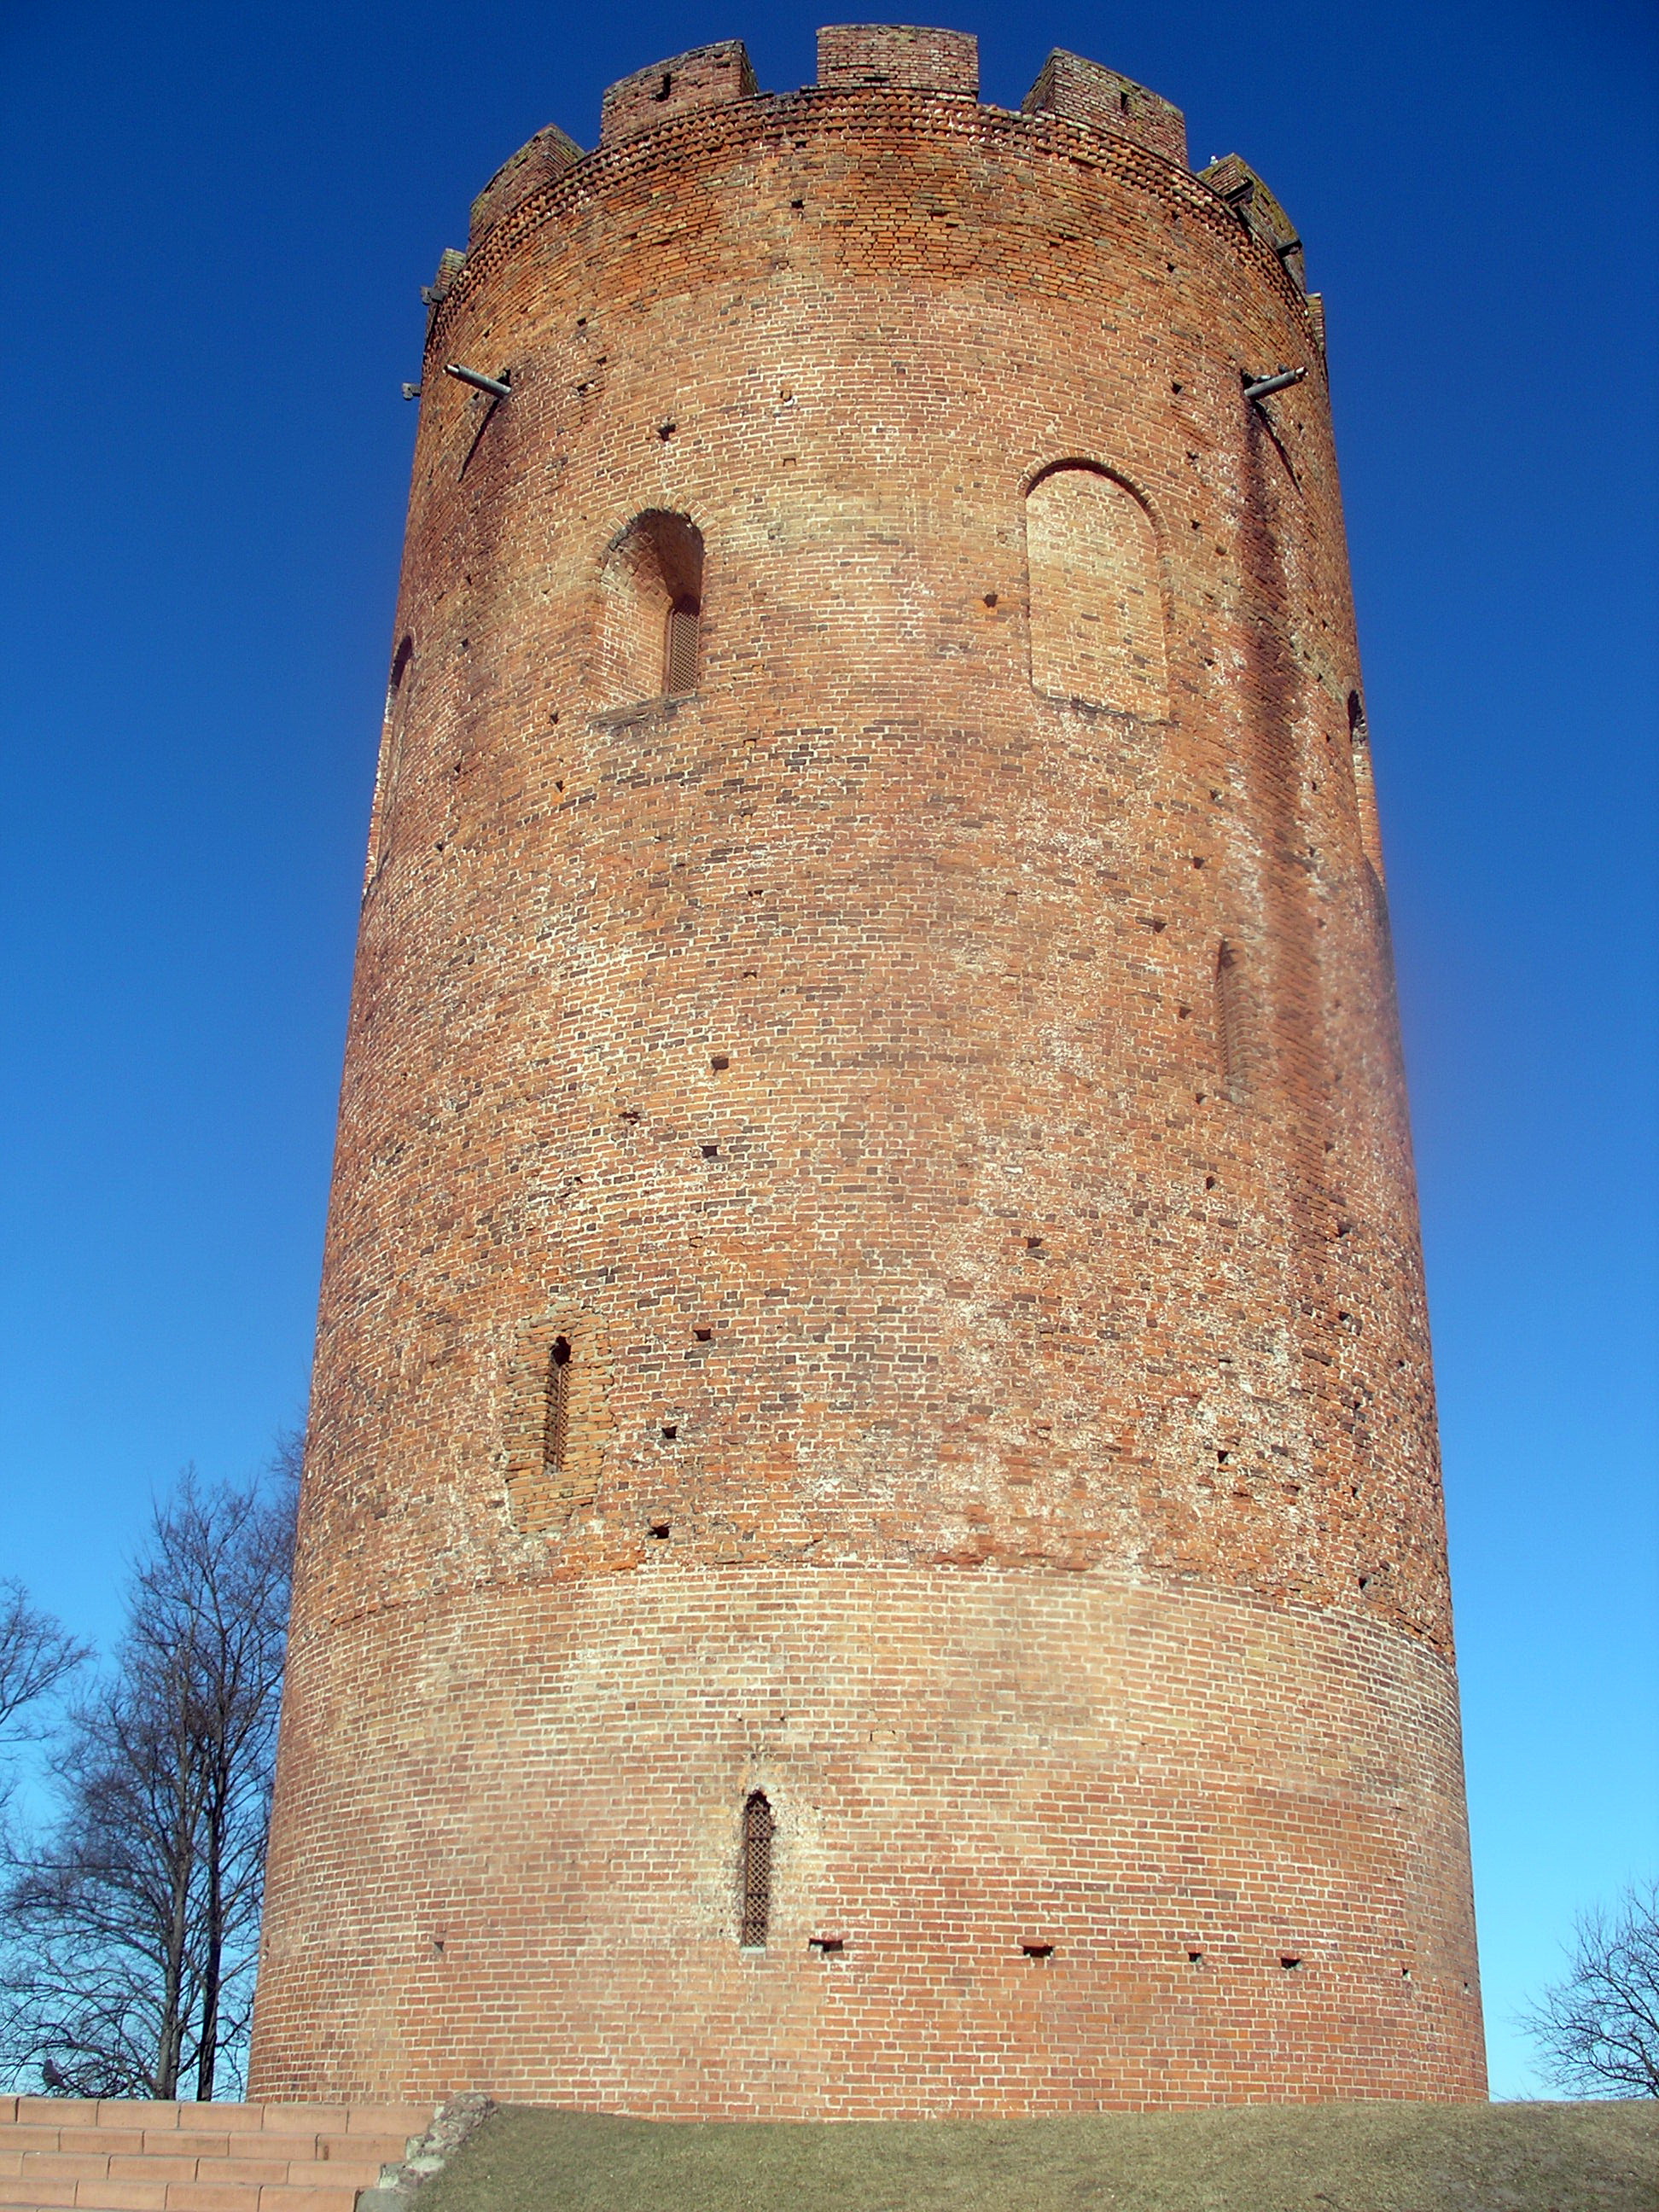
(250, 26, 1487, 2113)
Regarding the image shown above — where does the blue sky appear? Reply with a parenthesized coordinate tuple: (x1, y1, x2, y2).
(1, 0, 1653, 2101)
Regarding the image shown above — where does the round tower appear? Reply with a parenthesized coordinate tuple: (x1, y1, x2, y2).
(251, 26, 1486, 2113)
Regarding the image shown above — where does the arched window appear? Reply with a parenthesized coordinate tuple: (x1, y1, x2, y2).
(1348, 690, 1386, 882)
(1215, 939, 1249, 1102)
(543, 1335, 572, 1474)
(600, 511, 704, 707)
(738, 1790, 774, 1948)
(1026, 465, 1167, 714)
(368, 635, 415, 876)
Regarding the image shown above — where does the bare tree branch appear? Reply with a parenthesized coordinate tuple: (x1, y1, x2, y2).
(1522, 1881, 1659, 2098)
(0, 1583, 89, 1742)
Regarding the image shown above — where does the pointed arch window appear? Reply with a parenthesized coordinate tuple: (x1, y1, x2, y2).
(738, 1790, 774, 1948)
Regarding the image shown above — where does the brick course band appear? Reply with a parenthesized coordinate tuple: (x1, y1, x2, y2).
(251, 27, 1486, 2110)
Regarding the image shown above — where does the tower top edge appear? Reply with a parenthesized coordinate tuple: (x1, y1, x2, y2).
(440, 32, 1317, 354)
(466, 28, 1205, 249)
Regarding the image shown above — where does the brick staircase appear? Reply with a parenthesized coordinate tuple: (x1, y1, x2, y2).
(0, 2099, 437, 2212)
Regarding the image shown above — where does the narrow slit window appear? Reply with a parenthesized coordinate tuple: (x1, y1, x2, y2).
(1348, 690, 1386, 882)
(1215, 940, 1249, 1101)
(665, 596, 701, 696)
(738, 1790, 774, 1948)
(543, 1335, 572, 1473)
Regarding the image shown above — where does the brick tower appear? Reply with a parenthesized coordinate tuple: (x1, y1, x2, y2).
(251, 27, 1486, 2113)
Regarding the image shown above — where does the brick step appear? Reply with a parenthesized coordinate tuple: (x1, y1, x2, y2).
(0, 2185, 358, 2203)
(0, 2100, 437, 2212)
(0, 2143, 405, 2168)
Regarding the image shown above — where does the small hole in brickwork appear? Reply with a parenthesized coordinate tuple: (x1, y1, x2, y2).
(649, 1521, 671, 1540)
(1178, 1004, 1190, 1019)
(657, 419, 678, 440)
(1022, 1942, 1055, 1959)
(1025, 1235, 1044, 1251)
(739, 1791, 774, 1948)
(1172, 381, 1184, 393)
(790, 198, 805, 210)
(694, 1327, 713, 1343)
(620, 1108, 641, 1123)
(1188, 1950, 1203, 1963)
(1191, 854, 1205, 867)
(1216, 1448, 1229, 1464)
(1281, 1955, 1302, 1970)
(711, 1054, 730, 1071)
(983, 591, 998, 608)
(1359, 1575, 1370, 1589)
(661, 1423, 678, 1441)
(1205, 1175, 1217, 1189)
(1401, 1966, 1412, 1978)
(701, 1142, 719, 1160)
(809, 1936, 844, 1954)
(654, 72, 672, 101)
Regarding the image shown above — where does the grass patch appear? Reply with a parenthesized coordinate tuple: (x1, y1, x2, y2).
(417, 2098, 1657, 2212)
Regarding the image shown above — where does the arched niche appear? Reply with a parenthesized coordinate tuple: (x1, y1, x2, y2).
(599, 510, 705, 707)
(1026, 464, 1167, 715)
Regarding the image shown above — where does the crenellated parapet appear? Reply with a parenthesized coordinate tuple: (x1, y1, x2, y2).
(453, 26, 1314, 340)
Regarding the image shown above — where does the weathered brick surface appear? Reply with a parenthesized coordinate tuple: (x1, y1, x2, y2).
(1022, 50, 1189, 169)
(817, 24, 979, 94)
(599, 42, 758, 148)
(251, 31, 1485, 2114)
(469, 124, 582, 249)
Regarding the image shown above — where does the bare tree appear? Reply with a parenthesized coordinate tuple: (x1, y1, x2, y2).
(1524, 1882, 1659, 2098)
(131, 1464, 297, 2098)
(1, 1447, 297, 2098)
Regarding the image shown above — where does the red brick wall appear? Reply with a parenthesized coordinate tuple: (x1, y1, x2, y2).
(251, 38, 1486, 2113)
